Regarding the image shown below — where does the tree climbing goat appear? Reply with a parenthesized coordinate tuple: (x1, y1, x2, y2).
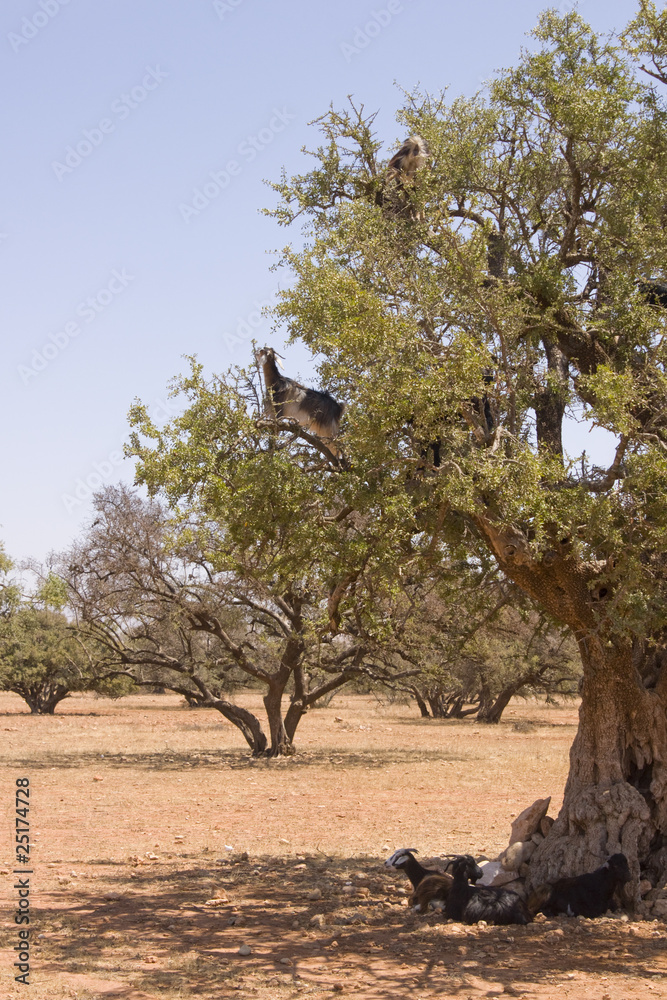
(377, 135, 429, 220)
(256, 347, 345, 455)
(445, 855, 533, 926)
(384, 848, 447, 890)
(530, 853, 632, 919)
(386, 135, 429, 186)
(638, 280, 667, 307)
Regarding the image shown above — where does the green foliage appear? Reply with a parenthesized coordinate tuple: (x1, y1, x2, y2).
(0, 606, 125, 714)
(263, 8, 667, 644)
(0, 544, 21, 616)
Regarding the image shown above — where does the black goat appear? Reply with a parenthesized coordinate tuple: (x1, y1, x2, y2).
(256, 347, 345, 454)
(639, 280, 667, 307)
(445, 855, 533, 926)
(534, 853, 632, 919)
(384, 848, 444, 890)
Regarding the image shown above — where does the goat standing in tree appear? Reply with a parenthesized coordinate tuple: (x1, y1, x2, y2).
(377, 135, 429, 219)
(256, 347, 345, 456)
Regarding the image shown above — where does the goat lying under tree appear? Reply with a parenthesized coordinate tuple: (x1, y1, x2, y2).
(256, 346, 345, 456)
(529, 853, 632, 918)
(445, 855, 533, 926)
(384, 848, 449, 890)
(409, 873, 454, 913)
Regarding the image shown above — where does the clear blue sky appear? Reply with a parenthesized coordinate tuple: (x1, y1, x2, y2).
(1, 0, 639, 563)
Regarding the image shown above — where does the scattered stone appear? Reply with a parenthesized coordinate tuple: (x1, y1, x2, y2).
(490, 869, 521, 888)
(499, 841, 535, 871)
(307, 888, 322, 901)
(310, 913, 326, 928)
(509, 797, 551, 845)
(144, 955, 158, 963)
(92, 776, 104, 782)
(103, 892, 121, 901)
(280, 957, 292, 965)
(539, 816, 554, 837)
(640, 879, 653, 897)
(478, 861, 503, 885)
(238, 944, 252, 956)
(544, 929, 565, 943)
(530, 831, 544, 846)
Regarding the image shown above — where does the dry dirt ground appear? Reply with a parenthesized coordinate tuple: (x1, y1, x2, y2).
(1, 691, 666, 1000)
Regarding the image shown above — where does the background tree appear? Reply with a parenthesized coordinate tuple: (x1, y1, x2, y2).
(395, 603, 580, 723)
(0, 568, 127, 714)
(67, 471, 420, 756)
(267, 9, 667, 892)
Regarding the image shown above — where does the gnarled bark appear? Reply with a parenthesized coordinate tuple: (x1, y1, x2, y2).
(528, 634, 667, 899)
(534, 341, 569, 460)
(475, 516, 667, 894)
(211, 698, 268, 755)
(12, 682, 71, 715)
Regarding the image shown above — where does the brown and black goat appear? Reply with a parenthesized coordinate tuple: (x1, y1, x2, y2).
(256, 347, 345, 456)
(377, 135, 429, 220)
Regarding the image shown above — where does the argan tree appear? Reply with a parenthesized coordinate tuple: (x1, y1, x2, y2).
(0, 563, 125, 714)
(67, 463, 420, 755)
(266, 5, 667, 890)
(399, 605, 580, 724)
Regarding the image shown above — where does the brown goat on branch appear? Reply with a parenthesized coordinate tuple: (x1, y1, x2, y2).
(386, 134, 429, 184)
(256, 347, 345, 454)
(377, 135, 429, 220)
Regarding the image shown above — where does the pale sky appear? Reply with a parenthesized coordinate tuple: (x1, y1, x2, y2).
(1, 0, 639, 563)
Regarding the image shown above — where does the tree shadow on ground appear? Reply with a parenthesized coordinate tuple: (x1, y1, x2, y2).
(0, 747, 477, 771)
(12, 854, 667, 999)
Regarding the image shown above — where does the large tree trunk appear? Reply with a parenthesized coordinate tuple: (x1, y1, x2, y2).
(211, 698, 268, 755)
(476, 684, 516, 723)
(476, 518, 667, 899)
(528, 634, 667, 901)
(409, 686, 431, 718)
(534, 340, 568, 459)
(263, 680, 295, 757)
(16, 683, 71, 715)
